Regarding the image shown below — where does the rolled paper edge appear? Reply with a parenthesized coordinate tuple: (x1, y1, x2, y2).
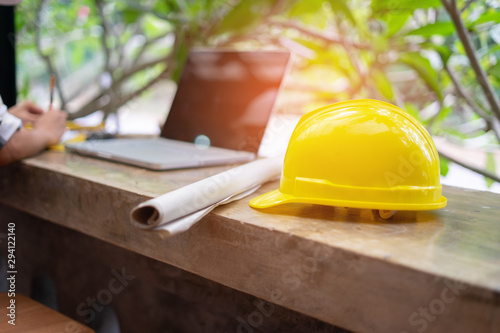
(130, 204, 161, 229)
(130, 157, 283, 230)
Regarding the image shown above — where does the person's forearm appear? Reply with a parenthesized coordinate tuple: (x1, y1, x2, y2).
(0, 127, 51, 166)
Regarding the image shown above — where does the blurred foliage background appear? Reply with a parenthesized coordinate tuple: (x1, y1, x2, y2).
(14, 0, 500, 186)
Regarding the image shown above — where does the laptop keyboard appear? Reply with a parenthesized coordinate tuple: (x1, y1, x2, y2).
(68, 137, 254, 169)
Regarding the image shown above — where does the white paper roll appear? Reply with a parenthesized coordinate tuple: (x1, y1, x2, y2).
(130, 157, 283, 232)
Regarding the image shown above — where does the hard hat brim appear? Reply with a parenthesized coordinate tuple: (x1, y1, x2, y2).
(249, 189, 292, 209)
(250, 189, 447, 211)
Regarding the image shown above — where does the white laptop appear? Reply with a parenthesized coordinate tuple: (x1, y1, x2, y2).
(66, 50, 291, 170)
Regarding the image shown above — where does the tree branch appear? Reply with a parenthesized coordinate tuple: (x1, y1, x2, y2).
(35, 0, 67, 109)
(460, 0, 474, 13)
(132, 34, 172, 68)
(100, 66, 171, 116)
(269, 20, 371, 50)
(96, 0, 113, 73)
(96, 26, 186, 118)
(334, 17, 376, 98)
(441, 0, 500, 121)
(118, 57, 170, 85)
(68, 55, 169, 119)
(426, 101, 445, 131)
(438, 149, 500, 183)
(444, 63, 500, 141)
(270, 0, 287, 16)
(118, 19, 145, 69)
(445, 64, 488, 118)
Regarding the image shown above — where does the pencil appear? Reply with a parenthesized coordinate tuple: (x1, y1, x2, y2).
(49, 74, 55, 111)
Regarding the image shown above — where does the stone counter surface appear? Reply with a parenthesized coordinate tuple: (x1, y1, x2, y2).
(0, 150, 499, 333)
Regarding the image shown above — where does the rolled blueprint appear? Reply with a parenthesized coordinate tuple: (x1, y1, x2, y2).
(130, 156, 282, 236)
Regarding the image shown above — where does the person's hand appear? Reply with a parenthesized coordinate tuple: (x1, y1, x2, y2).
(33, 108, 68, 146)
(7, 101, 45, 124)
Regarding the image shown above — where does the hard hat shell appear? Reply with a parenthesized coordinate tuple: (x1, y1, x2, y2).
(250, 99, 447, 211)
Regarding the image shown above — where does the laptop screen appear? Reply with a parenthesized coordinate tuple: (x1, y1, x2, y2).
(161, 50, 290, 154)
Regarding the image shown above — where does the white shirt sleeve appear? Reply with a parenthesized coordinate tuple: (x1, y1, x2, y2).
(0, 96, 22, 149)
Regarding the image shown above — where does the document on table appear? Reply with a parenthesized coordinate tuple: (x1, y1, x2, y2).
(130, 156, 283, 238)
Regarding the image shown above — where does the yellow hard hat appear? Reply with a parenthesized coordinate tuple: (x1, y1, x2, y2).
(250, 99, 447, 211)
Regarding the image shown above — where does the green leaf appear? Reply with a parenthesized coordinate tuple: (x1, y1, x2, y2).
(286, 0, 329, 28)
(153, 1, 170, 14)
(371, 69, 394, 100)
(398, 52, 443, 101)
(328, 0, 356, 26)
(371, 0, 441, 14)
(441, 128, 469, 140)
(369, 36, 389, 54)
(204, 0, 216, 12)
(487, 62, 500, 83)
(171, 38, 189, 84)
(439, 156, 449, 177)
(404, 102, 423, 122)
(122, 8, 142, 24)
(287, 0, 324, 18)
(382, 12, 412, 37)
(469, 9, 500, 28)
(18, 75, 30, 101)
(485, 152, 496, 188)
(435, 105, 452, 125)
(407, 21, 455, 37)
(142, 14, 172, 39)
(432, 44, 452, 65)
(490, 25, 500, 45)
(15, 7, 26, 32)
(486, 62, 500, 84)
(214, 0, 272, 35)
(69, 43, 84, 68)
